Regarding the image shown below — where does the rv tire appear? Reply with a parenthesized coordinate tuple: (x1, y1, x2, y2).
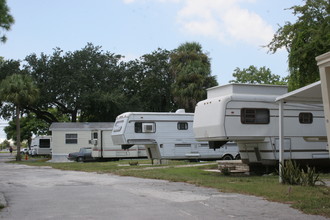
(222, 154, 233, 160)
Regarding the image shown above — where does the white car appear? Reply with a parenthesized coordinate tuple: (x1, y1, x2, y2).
(20, 148, 29, 154)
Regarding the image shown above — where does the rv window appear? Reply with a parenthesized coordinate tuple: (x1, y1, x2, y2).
(241, 108, 269, 124)
(135, 122, 155, 133)
(65, 133, 78, 144)
(39, 139, 50, 148)
(91, 132, 98, 139)
(299, 112, 313, 124)
(177, 122, 188, 130)
(135, 123, 143, 133)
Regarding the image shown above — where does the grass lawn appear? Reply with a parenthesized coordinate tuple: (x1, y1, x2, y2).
(11, 159, 330, 218)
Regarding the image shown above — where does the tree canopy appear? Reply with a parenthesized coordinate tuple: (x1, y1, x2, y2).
(0, 74, 39, 108)
(230, 65, 287, 85)
(1, 42, 218, 135)
(0, 0, 14, 43)
(267, 0, 330, 90)
(122, 48, 174, 112)
(170, 42, 218, 112)
(4, 113, 49, 147)
(0, 73, 39, 160)
(23, 43, 124, 123)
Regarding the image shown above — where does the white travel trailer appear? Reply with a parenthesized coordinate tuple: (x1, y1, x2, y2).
(193, 84, 329, 167)
(111, 110, 240, 161)
(29, 136, 51, 156)
(89, 128, 147, 159)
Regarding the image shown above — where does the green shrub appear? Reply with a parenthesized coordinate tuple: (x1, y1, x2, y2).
(280, 160, 324, 186)
(280, 160, 302, 185)
(300, 166, 324, 186)
(129, 161, 139, 166)
(220, 166, 231, 176)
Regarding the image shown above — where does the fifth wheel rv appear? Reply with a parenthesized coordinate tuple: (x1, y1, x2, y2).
(29, 136, 51, 156)
(111, 109, 240, 161)
(193, 84, 329, 167)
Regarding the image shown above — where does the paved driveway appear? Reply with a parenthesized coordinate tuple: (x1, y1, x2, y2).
(0, 154, 327, 220)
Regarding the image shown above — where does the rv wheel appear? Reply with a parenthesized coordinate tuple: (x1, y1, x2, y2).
(235, 154, 241, 160)
(77, 157, 84, 162)
(222, 154, 233, 160)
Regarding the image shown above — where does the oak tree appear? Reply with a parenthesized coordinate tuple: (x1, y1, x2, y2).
(267, 0, 330, 90)
(230, 65, 287, 85)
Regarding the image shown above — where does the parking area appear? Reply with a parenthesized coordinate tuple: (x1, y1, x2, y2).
(0, 154, 327, 220)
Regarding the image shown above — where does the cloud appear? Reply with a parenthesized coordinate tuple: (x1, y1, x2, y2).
(222, 6, 274, 45)
(122, 0, 136, 3)
(176, 0, 274, 46)
(123, 0, 180, 3)
(122, 0, 274, 46)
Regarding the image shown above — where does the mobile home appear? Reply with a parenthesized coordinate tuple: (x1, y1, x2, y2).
(49, 122, 146, 162)
(29, 135, 51, 156)
(111, 109, 240, 161)
(193, 84, 329, 167)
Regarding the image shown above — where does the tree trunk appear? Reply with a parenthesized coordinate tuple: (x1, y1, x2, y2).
(16, 105, 21, 161)
(71, 109, 77, 122)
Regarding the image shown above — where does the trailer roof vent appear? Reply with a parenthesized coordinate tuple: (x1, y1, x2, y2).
(175, 109, 185, 113)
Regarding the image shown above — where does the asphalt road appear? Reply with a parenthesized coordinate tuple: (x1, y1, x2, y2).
(0, 154, 327, 220)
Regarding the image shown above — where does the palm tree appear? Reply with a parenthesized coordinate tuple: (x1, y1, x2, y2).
(0, 74, 39, 161)
(170, 42, 218, 112)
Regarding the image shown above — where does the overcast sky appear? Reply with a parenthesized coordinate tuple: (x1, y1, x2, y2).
(0, 0, 302, 140)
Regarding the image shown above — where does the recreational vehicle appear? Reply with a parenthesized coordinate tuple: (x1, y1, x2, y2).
(111, 109, 240, 161)
(29, 136, 51, 156)
(193, 84, 329, 167)
(89, 128, 147, 159)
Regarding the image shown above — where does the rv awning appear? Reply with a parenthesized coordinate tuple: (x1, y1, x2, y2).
(275, 81, 322, 103)
(276, 81, 323, 183)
